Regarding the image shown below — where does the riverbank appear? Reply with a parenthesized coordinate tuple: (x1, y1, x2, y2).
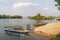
(33, 22, 60, 38)
(0, 18, 59, 40)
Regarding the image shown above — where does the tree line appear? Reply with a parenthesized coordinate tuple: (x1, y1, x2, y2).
(28, 13, 54, 20)
(0, 15, 22, 19)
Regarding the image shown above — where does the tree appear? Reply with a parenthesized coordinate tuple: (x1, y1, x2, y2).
(0, 15, 22, 19)
(55, 0, 60, 10)
(34, 13, 41, 20)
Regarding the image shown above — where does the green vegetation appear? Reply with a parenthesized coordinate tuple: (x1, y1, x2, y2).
(40, 16, 54, 20)
(57, 18, 60, 20)
(55, 0, 60, 20)
(28, 13, 54, 20)
(55, 0, 60, 10)
(50, 34, 60, 40)
(56, 16, 60, 20)
(0, 15, 22, 19)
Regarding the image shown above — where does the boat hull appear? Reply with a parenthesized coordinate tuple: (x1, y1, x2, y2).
(5, 30, 29, 34)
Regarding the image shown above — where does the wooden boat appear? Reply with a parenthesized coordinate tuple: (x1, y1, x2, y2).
(4, 26, 30, 35)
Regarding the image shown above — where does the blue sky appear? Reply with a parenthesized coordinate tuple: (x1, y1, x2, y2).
(0, 0, 60, 17)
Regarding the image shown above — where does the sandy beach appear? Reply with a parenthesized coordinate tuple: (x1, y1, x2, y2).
(33, 22, 60, 38)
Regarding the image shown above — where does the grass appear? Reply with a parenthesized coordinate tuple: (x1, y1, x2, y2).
(50, 34, 60, 40)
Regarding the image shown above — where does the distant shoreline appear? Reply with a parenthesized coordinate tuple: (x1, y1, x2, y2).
(0, 18, 22, 19)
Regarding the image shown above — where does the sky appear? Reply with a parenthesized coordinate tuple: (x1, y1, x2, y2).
(0, 0, 60, 17)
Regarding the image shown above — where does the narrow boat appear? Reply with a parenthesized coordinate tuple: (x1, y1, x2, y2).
(4, 26, 30, 35)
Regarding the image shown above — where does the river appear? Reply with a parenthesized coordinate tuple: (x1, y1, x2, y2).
(0, 18, 59, 40)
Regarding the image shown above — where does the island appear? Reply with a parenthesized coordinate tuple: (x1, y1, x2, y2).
(28, 13, 54, 20)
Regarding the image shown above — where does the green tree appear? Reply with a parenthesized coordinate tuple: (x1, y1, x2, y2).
(34, 13, 41, 20)
(55, 0, 60, 10)
(28, 13, 54, 20)
(0, 15, 22, 19)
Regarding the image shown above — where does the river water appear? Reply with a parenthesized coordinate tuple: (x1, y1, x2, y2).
(0, 18, 59, 40)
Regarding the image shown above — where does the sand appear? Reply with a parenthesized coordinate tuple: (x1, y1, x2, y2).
(33, 22, 60, 37)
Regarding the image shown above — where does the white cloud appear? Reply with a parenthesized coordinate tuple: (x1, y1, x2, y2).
(13, 3, 39, 9)
(45, 0, 52, 2)
(43, 7, 49, 10)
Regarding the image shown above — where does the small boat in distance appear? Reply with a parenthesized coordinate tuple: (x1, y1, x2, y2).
(4, 25, 30, 35)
